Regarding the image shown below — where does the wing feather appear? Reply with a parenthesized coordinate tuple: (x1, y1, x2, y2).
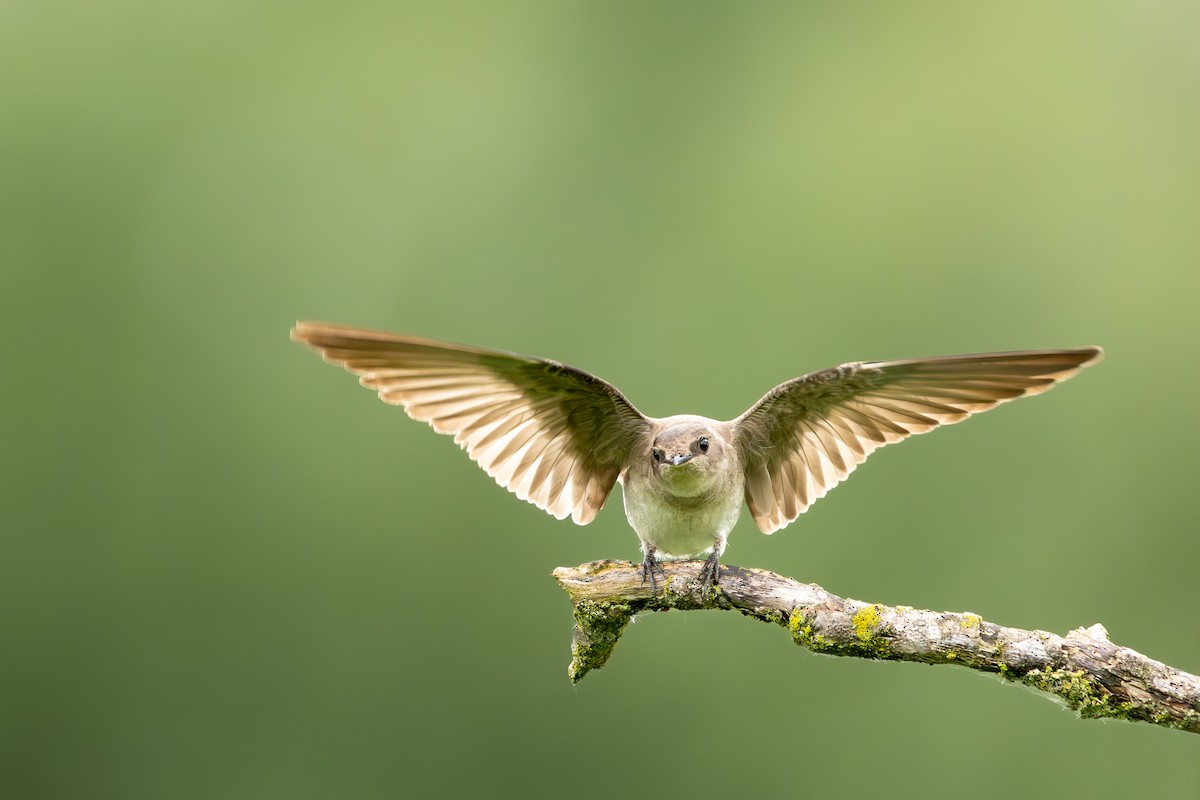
(292, 322, 651, 524)
(734, 348, 1103, 534)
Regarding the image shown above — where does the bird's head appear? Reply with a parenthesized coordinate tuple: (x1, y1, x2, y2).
(650, 421, 729, 497)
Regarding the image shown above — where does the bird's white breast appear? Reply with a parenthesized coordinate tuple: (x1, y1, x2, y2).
(620, 471, 743, 560)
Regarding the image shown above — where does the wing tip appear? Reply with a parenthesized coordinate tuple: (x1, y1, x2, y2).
(290, 320, 314, 345)
(1078, 345, 1104, 367)
(291, 320, 407, 347)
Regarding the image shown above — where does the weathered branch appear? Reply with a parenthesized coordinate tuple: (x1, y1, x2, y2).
(552, 560, 1200, 733)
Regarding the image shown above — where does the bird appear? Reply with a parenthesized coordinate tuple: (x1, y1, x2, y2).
(291, 322, 1102, 591)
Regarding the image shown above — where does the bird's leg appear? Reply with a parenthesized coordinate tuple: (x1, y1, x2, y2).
(638, 549, 667, 593)
(697, 549, 721, 590)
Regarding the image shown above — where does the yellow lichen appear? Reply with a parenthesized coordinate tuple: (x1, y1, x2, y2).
(852, 604, 883, 641)
(787, 608, 804, 636)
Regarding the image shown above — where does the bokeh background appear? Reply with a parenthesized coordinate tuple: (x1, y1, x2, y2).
(4, 2, 1199, 797)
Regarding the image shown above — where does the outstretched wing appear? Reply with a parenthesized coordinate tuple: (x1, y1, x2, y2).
(292, 322, 652, 524)
(732, 348, 1103, 534)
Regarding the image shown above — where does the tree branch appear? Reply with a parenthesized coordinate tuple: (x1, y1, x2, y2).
(552, 560, 1200, 733)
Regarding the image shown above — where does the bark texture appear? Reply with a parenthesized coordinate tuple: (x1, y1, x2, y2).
(552, 560, 1200, 734)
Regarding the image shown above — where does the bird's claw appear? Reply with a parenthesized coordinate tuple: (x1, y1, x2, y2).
(638, 553, 667, 593)
(697, 552, 721, 591)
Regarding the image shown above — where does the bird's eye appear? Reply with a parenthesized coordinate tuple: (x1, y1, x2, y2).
(698, 437, 709, 452)
(652, 448, 663, 462)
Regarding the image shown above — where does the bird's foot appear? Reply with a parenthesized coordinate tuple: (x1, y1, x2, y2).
(697, 552, 721, 591)
(638, 552, 668, 593)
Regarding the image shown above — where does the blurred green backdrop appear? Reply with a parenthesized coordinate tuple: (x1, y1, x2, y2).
(4, 1, 1198, 797)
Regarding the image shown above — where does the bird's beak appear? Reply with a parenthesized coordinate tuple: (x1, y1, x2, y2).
(669, 454, 694, 466)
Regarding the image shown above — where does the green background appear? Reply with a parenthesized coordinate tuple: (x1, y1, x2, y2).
(5, 2, 1198, 797)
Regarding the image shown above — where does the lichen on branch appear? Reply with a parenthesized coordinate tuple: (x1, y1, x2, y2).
(552, 560, 1200, 734)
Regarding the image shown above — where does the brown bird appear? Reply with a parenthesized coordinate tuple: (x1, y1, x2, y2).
(291, 322, 1102, 590)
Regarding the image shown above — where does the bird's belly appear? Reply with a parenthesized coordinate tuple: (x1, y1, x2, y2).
(621, 484, 742, 560)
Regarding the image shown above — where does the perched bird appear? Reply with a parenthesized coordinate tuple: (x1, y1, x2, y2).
(291, 322, 1102, 590)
